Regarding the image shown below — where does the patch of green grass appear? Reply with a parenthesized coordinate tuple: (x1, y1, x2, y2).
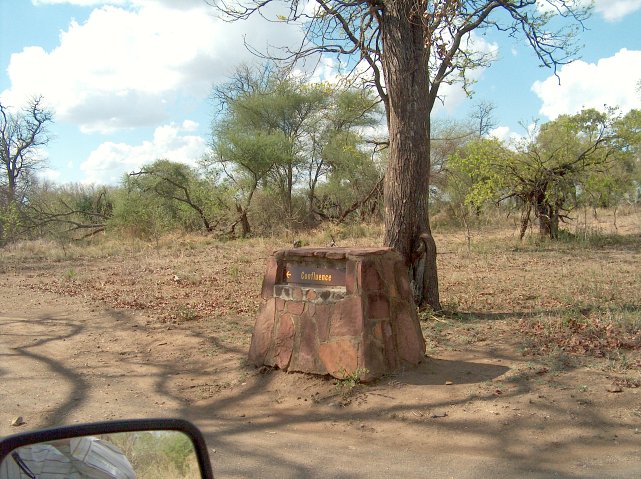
(544, 347, 577, 373)
(335, 368, 369, 398)
(175, 305, 198, 322)
(62, 268, 78, 281)
(229, 265, 240, 280)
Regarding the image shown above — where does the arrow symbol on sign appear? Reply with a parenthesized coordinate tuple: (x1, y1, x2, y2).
(286, 270, 291, 279)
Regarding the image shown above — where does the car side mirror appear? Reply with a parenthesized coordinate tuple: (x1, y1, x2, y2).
(0, 418, 213, 479)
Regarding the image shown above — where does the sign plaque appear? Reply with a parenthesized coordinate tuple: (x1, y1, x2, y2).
(283, 263, 346, 286)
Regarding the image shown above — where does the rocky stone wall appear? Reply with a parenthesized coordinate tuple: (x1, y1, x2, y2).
(248, 247, 426, 380)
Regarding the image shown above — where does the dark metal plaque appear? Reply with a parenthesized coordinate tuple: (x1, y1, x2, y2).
(283, 263, 346, 286)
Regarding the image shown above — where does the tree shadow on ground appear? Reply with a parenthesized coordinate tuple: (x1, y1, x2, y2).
(398, 358, 509, 386)
(0, 314, 89, 427)
(434, 302, 641, 322)
(3, 306, 639, 479)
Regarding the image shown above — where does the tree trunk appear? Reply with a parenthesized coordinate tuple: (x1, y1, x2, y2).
(519, 203, 532, 240)
(381, 0, 441, 311)
(6, 173, 16, 206)
(240, 208, 251, 237)
(536, 195, 559, 240)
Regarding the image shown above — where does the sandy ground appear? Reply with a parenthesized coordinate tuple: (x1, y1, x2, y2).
(2, 277, 640, 478)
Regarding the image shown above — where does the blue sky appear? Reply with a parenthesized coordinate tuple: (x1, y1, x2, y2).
(1, 0, 641, 186)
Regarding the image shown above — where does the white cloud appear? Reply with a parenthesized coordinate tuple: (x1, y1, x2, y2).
(79, 122, 207, 184)
(306, 57, 342, 85)
(489, 126, 513, 143)
(33, 0, 208, 9)
(181, 119, 199, 132)
(39, 168, 63, 183)
(489, 123, 536, 147)
(2, 2, 303, 133)
(595, 0, 641, 21)
(532, 49, 641, 120)
(536, 0, 641, 21)
(33, 0, 125, 5)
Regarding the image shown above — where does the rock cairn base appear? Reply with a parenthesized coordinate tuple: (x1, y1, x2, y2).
(248, 247, 425, 380)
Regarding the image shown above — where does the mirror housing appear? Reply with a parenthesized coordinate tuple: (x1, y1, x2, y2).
(0, 418, 213, 479)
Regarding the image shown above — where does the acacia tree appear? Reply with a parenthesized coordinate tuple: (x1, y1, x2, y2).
(211, 0, 590, 309)
(449, 108, 639, 239)
(127, 159, 230, 234)
(210, 66, 382, 232)
(212, 68, 330, 226)
(214, 125, 290, 236)
(306, 87, 383, 222)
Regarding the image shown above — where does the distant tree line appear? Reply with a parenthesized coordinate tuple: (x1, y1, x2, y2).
(1, 82, 640, 247)
(0, 69, 386, 245)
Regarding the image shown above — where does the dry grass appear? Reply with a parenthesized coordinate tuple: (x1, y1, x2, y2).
(427, 206, 641, 371)
(2, 207, 640, 369)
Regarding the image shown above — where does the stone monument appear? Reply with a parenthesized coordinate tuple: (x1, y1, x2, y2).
(248, 247, 425, 380)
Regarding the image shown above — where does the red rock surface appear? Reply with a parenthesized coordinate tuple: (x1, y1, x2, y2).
(248, 247, 426, 379)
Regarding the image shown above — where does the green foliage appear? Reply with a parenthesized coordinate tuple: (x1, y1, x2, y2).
(109, 185, 176, 240)
(335, 368, 370, 398)
(314, 130, 383, 222)
(110, 160, 233, 239)
(448, 137, 513, 208)
(157, 432, 195, 475)
(26, 182, 114, 241)
(447, 108, 641, 239)
(208, 66, 384, 234)
(107, 431, 197, 479)
(62, 268, 78, 282)
(0, 202, 22, 245)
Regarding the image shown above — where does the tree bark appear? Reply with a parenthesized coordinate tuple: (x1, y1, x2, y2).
(535, 191, 559, 239)
(381, 0, 441, 310)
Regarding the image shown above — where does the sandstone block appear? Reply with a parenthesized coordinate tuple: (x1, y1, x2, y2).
(274, 314, 295, 369)
(290, 316, 321, 373)
(292, 287, 304, 301)
(261, 257, 279, 300)
(330, 296, 363, 337)
(250, 248, 425, 379)
(319, 340, 359, 377)
(381, 320, 399, 370)
(362, 262, 382, 292)
(395, 304, 425, 365)
(248, 299, 276, 365)
(345, 261, 359, 294)
(286, 301, 305, 316)
(395, 262, 412, 298)
(367, 293, 389, 319)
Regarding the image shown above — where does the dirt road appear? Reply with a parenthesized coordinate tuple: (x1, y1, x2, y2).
(2, 277, 640, 479)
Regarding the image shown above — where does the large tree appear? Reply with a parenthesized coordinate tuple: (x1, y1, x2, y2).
(0, 96, 54, 242)
(211, 67, 328, 228)
(211, 0, 590, 309)
(0, 96, 53, 205)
